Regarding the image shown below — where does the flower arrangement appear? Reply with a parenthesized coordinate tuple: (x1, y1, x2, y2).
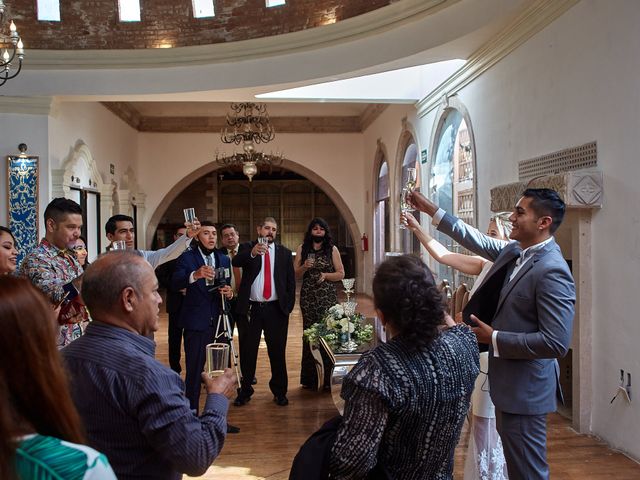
(303, 303, 374, 347)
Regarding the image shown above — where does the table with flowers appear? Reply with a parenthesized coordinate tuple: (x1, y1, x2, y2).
(303, 303, 384, 413)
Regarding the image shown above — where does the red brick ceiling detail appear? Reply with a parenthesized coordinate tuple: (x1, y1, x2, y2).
(11, 0, 392, 50)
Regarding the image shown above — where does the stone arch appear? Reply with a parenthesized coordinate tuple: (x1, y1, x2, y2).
(146, 158, 365, 290)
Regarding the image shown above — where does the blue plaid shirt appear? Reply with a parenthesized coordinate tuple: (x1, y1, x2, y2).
(62, 322, 228, 480)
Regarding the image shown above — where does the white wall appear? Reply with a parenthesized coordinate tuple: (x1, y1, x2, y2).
(137, 131, 366, 246)
(49, 102, 138, 186)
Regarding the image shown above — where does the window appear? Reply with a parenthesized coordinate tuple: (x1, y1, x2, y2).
(374, 160, 390, 267)
(119, 0, 141, 22)
(192, 0, 215, 18)
(37, 0, 60, 21)
(266, 0, 286, 7)
(430, 108, 476, 286)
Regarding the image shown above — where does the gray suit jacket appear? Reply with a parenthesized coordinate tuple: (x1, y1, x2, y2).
(438, 213, 576, 415)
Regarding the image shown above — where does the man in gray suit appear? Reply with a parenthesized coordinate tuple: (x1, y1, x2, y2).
(409, 188, 575, 480)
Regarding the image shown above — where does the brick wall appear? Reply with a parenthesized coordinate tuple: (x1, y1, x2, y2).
(12, 0, 392, 50)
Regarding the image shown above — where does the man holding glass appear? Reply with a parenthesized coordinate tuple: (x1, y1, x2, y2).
(105, 214, 198, 269)
(232, 217, 296, 407)
(62, 251, 236, 480)
(171, 221, 235, 415)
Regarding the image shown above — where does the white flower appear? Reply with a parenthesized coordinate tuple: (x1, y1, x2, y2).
(338, 319, 355, 333)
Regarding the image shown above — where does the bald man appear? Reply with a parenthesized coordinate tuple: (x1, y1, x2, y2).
(62, 251, 236, 480)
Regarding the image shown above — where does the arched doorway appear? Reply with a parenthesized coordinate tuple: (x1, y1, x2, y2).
(149, 163, 359, 279)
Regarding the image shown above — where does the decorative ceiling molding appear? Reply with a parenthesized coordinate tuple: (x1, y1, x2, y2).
(0, 96, 53, 115)
(102, 102, 386, 133)
(416, 0, 579, 117)
(25, 0, 453, 69)
(360, 104, 389, 131)
(101, 102, 142, 130)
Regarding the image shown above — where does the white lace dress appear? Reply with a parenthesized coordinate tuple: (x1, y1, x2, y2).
(463, 262, 508, 480)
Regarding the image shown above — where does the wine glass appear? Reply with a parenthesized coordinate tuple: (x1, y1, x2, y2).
(342, 278, 355, 302)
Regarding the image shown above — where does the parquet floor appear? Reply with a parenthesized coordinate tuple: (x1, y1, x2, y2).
(153, 292, 640, 479)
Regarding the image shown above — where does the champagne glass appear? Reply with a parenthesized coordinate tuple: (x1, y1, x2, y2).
(183, 208, 197, 230)
(405, 167, 417, 191)
(399, 168, 418, 230)
(206, 343, 229, 377)
(399, 188, 411, 230)
(307, 253, 316, 266)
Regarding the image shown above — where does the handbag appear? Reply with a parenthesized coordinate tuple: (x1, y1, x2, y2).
(289, 415, 391, 480)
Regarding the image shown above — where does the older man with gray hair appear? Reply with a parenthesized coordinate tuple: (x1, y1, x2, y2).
(62, 251, 236, 480)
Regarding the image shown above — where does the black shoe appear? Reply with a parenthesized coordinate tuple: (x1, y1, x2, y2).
(227, 424, 240, 434)
(273, 395, 289, 406)
(233, 393, 252, 407)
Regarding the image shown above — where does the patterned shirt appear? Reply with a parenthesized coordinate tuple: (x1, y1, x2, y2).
(61, 322, 228, 480)
(19, 238, 87, 347)
(329, 325, 480, 480)
(16, 434, 117, 480)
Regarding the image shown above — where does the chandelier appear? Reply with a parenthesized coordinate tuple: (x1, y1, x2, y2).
(0, 0, 24, 87)
(215, 102, 283, 181)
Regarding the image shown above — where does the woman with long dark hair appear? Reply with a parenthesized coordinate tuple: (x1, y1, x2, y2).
(295, 217, 345, 390)
(72, 235, 90, 269)
(0, 226, 18, 275)
(329, 255, 479, 479)
(0, 276, 116, 479)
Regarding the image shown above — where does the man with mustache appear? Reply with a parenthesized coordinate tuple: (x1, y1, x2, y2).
(232, 217, 296, 407)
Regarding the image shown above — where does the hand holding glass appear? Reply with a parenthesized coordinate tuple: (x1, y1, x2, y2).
(306, 253, 316, 267)
(206, 343, 229, 377)
(257, 236, 269, 255)
(399, 167, 417, 230)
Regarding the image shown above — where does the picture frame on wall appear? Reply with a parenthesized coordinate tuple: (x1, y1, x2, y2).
(7, 145, 39, 266)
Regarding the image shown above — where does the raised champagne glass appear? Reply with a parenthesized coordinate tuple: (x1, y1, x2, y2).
(399, 167, 418, 230)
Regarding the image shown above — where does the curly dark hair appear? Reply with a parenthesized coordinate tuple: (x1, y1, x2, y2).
(373, 255, 445, 351)
(300, 217, 334, 265)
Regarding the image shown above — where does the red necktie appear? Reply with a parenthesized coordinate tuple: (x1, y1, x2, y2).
(263, 246, 272, 300)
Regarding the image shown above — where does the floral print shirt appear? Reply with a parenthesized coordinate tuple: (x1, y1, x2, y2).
(19, 238, 87, 348)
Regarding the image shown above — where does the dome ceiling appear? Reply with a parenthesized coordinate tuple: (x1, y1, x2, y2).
(11, 0, 392, 49)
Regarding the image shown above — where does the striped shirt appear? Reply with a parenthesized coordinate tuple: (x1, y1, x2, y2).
(62, 322, 228, 480)
(329, 325, 479, 480)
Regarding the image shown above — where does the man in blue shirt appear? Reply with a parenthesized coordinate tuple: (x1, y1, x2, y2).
(62, 250, 236, 480)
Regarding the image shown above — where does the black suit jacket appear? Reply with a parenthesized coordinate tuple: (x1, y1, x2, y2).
(171, 247, 230, 331)
(232, 241, 296, 316)
(155, 259, 183, 315)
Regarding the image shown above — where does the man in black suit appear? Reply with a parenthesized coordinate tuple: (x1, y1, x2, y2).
(155, 226, 187, 373)
(232, 217, 296, 407)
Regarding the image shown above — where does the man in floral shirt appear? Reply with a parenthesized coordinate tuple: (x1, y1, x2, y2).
(20, 197, 87, 347)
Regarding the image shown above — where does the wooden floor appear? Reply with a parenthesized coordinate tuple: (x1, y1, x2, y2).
(153, 293, 640, 479)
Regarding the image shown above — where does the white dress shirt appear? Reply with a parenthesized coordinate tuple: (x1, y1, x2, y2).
(250, 242, 278, 302)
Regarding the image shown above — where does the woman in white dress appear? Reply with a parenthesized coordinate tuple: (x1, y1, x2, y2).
(404, 211, 511, 480)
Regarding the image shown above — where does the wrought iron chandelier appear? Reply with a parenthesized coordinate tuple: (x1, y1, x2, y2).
(0, 0, 24, 87)
(215, 102, 283, 181)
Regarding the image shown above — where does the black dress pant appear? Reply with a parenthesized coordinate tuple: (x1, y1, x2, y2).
(167, 312, 183, 373)
(183, 326, 215, 413)
(237, 301, 289, 398)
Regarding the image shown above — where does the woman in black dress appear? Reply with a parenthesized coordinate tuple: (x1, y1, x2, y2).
(295, 218, 345, 390)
